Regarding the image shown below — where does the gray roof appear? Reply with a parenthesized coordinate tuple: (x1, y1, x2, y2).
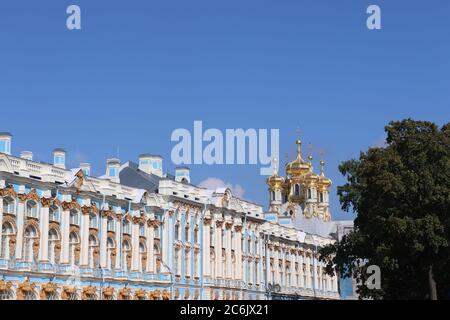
(119, 161, 161, 192)
(0, 132, 12, 137)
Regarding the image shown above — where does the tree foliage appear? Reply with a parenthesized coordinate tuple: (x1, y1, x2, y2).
(320, 119, 450, 299)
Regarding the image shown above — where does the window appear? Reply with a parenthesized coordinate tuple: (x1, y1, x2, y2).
(0, 140, 11, 154)
(139, 243, 146, 272)
(154, 244, 161, 273)
(54, 155, 65, 165)
(26, 201, 38, 218)
(107, 217, 115, 231)
(122, 220, 131, 234)
(2, 197, 14, 214)
(23, 226, 38, 262)
(122, 240, 131, 271)
(194, 226, 199, 244)
(294, 184, 300, 196)
(89, 215, 98, 229)
(184, 227, 189, 242)
(1, 222, 15, 260)
(88, 235, 98, 268)
(307, 189, 312, 199)
(319, 192, 324, 203)
(271, 191, 275, 201)
(139, 224, 145, 237)
(108, 167, 118, 177)
(69, 211, 79, 225)
(106, 237, 115, 270)
(175, 224, 180, 241)
(48, 229, 59, 264)
(69, 232, 79, 266)
(49, 206, 59, 222)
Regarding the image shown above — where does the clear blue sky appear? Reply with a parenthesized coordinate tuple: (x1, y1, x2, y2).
(1, 1, 449, 220)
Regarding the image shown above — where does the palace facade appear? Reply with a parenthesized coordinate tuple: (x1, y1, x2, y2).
(0, 132, 341, 300)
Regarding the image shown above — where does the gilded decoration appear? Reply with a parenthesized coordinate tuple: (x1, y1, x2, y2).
(161, 290, 170, 300)
(0, 186, 17, 198)
(82, 202, 99, 216)
(81, 286, 97, 300)
(134, 288, 146, 300)
(61, 286, 77, 300)
(40, 197, 60, 208)
(102, 287, 115, 299)
(0, 279, 13, 292)
(102, 209, 116, 219)
(62, 201, 81, 212)
(16, 280, 36, 300)
(118, 287, 131, 300)
(40, 282, 58, 300)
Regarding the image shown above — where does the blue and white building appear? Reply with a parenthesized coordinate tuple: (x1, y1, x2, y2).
(0, 132, 342, 300)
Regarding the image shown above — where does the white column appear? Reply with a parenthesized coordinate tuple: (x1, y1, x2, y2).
(60, 210, 70, 264)
(100, 215, 107, 268)
(225, 223, 232, 279)
(39, 205, 49, 261)
(313, 255, 319, 290)
(0, 197, 3, 257)
(131, 222, 139, 271)
(15, 200, 25, 260)
(202, 218, 211, 277)
(215, 220, 223, 278)
(162, 210, 170, 274)
(146, 222, 154, 273)
(234, 226, 242, 280)
(114, 217, 121, 270)
(274, 249, 280, 285)
(80, 212, 89, 266)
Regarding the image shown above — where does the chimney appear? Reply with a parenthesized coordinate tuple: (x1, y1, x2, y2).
(80, 163, 91, 176)
(0, 132, 12, 155)
(53, 148, 66, 169)
(106, 158, 120, 182)
(138, 154, 163, 177)
(20, 151, 33, 161)
(175, 167, 190, 183)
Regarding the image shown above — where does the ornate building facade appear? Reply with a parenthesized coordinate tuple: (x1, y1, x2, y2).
(0, 132, 340, 300)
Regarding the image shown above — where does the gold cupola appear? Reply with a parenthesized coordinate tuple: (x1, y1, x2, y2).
(285, 138, 311, 177)
(266, 158, 285, 189)
(317, 159, 332, 190)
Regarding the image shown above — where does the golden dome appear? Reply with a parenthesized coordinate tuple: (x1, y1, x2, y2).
(317, 160, 332, 189)
(285, 139, 311, 177)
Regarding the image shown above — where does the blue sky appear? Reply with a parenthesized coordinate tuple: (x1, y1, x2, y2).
(0, 1, 449, 220)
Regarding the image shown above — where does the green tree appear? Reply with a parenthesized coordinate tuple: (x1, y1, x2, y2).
(320, 119, 450, 300)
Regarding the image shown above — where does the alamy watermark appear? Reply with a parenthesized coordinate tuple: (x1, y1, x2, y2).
(171, 121, 279, 176)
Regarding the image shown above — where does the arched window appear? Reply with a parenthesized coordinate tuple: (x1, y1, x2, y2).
(122, 240, 131, 271)
(69, 210, 79, 225)
(319, 192, 324, 203)
(294, 184, 300, 196)
(48, 229, 59, 264)
(1, 222, 15, 260)
(307, 189, 312, 199)
(23, 225, 37, 262)
(271, 191, 275, 201)
(153, 244, 161, 273)
(49, 205, 59, 222)
(69, 232, 79, 266)
(88, 235, 98, 268)
(106, 237, 115, 270)
(26, 201, 38, 218)
(139, 242, 146, 272)
(2, 197, 15, 214)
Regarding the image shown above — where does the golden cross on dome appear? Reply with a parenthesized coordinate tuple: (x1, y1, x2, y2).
(273, 157, 278, 175)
